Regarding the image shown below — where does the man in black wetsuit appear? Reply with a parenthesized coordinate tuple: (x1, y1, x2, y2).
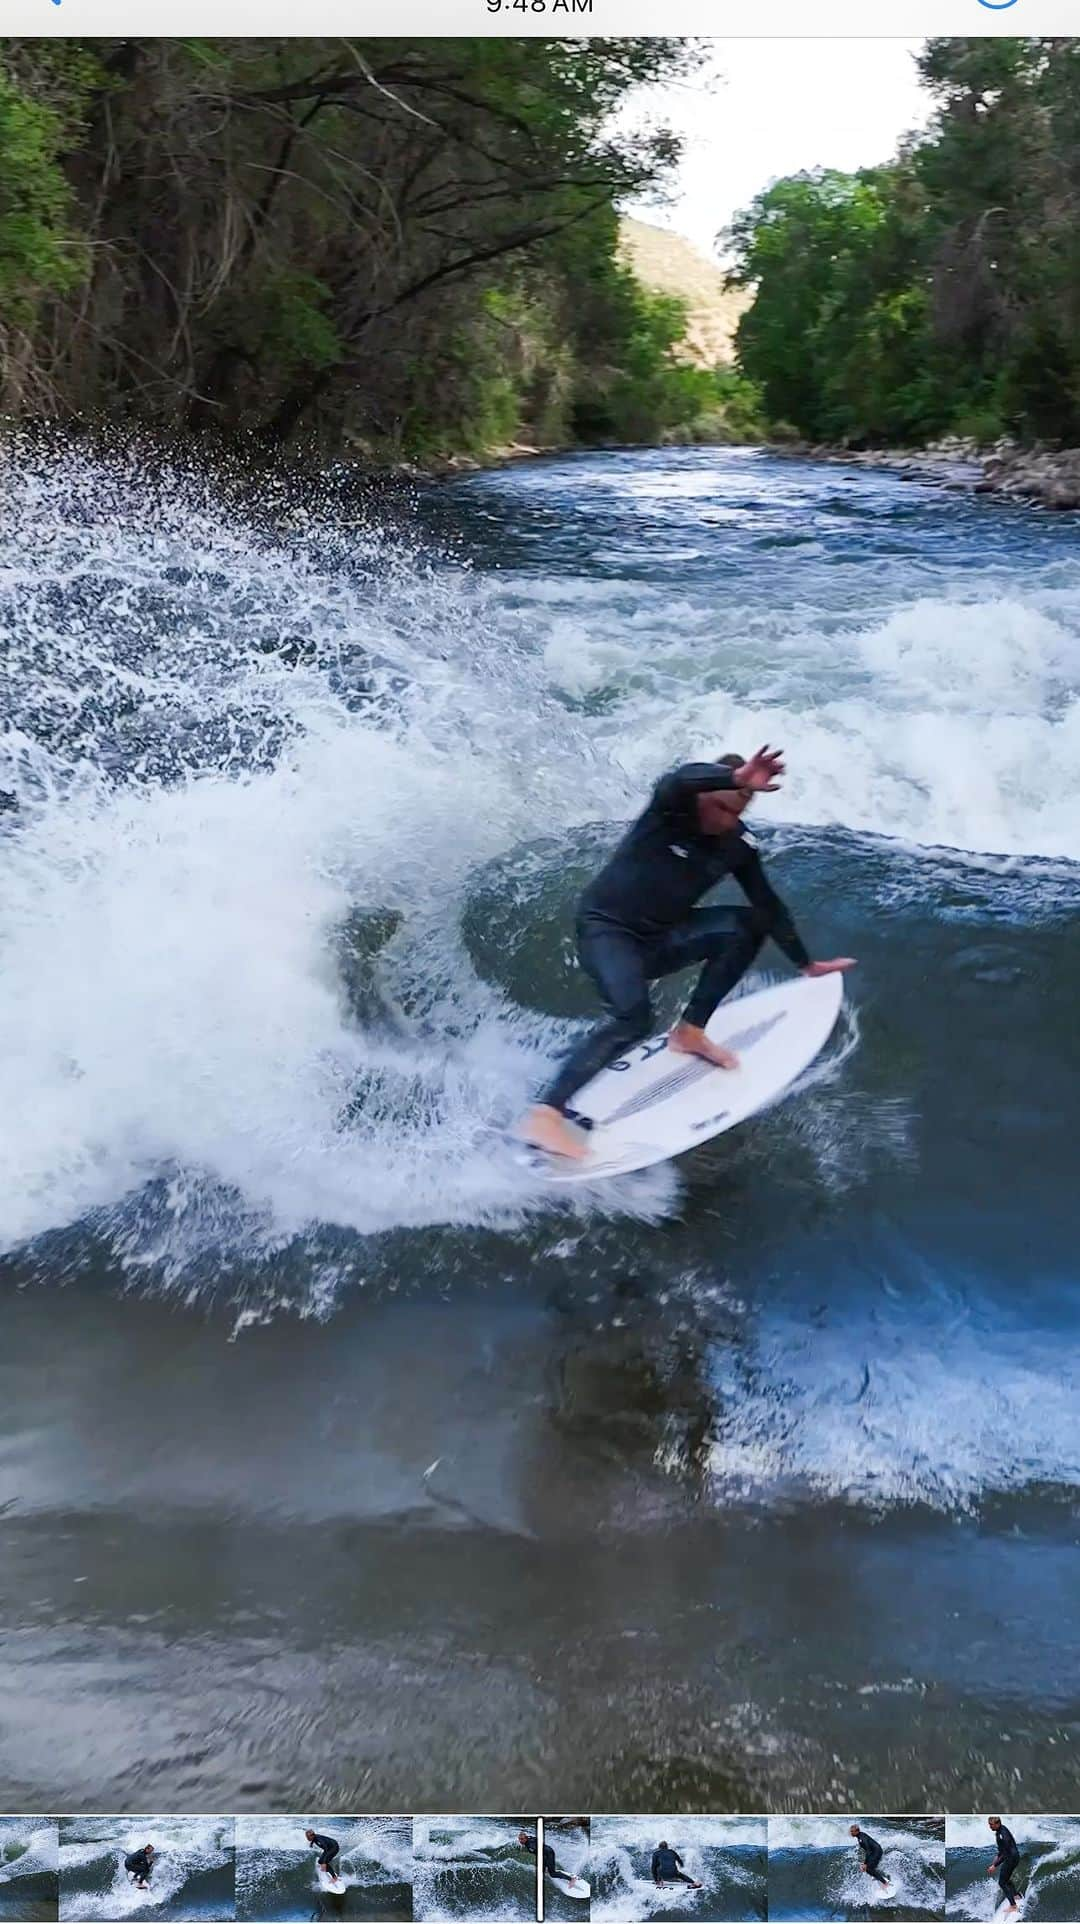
(305, 1829, 341, 1883)
(518, 1830, 575, 1891)
(651, 1841, 703, 1890)
(988, 1818, 1022, 1912)
(124, 1844, 155, 1890)
(517, 744, 855, 1158)
(850, 1826, 890, 1887)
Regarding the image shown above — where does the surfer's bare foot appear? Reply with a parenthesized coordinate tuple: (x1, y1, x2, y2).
(516, 1104, 589, 1160)
(668, 1022, 739, 1069)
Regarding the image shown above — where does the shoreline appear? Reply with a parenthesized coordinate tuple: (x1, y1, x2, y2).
(318, 432, 1080, 506)
(779, 435, 1080, 510)
(6, 415, 1080, 509)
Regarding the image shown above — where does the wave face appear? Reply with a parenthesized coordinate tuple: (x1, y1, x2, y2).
(589, 1816, 767, 1923)
(768, 1817, 946, 1922)
(0, 1819, 58, 1924)
(4, 442, 1080, 1270)
(946, 1819, 1080, 1923)
(58, 1816, 234, 1921)
(234, 1816, 413, 1921)
(412, 1818, 535, 1921)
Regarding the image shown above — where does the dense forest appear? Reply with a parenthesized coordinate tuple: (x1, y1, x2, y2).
(0, 37, 753, 457)
(5, 36, 1079, 459)
(727, 37, 1080, 448)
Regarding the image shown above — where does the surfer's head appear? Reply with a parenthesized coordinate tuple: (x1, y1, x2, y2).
(518, 1832, 530, 1848)
(305, 1830, 316, 1843)
(658, 1841, 668, 1850)
(849, 1826, 861, 1838)
(989, 1818, 1002, 1831)
(144, 1845, 155, 1858)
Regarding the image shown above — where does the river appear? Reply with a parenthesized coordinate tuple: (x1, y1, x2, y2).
(1, 441, 1078, 1812)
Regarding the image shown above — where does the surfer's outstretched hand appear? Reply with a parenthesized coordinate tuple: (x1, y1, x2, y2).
(732, 744, 786, 791)
(803, 957, 857, 976)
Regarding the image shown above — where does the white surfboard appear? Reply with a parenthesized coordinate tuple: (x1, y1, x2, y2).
(523, 973, 844, 1183)
(316, 1866, 343, 1892)
(126, 1878, 163, 1905)
(555, 1875, 590, 1900)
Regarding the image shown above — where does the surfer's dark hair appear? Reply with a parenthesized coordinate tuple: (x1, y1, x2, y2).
(718, 753, 744, 770)
(658, 1840, 668, 1848)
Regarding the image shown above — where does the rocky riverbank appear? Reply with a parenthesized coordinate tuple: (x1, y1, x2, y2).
(789, 435, 1080, 510)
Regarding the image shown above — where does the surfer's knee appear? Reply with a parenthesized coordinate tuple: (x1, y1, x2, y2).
(612, 1000, 652, 1043)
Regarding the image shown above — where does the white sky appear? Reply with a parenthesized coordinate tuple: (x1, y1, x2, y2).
(625, 39, 934, 261)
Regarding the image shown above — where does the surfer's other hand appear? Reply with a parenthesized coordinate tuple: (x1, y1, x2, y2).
(802, 957, 857, 976)
(733, 743, 785, 791)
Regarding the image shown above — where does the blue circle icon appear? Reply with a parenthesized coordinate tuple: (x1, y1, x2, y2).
(977, 0, 1019, 8)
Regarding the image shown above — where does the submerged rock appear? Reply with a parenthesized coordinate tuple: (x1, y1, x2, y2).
(335, 906, 405, 1025)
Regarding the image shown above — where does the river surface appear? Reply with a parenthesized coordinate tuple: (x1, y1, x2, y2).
(1, 442, 1078, 1812)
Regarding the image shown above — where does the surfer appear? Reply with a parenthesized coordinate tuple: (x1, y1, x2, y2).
(124, 1843, 156, 1890)
(850, 1826, 890, 1887)
(651, 1841, 703, 1890)
(518, 1830, 576, 1891)
(987, 1818, 1021, 1912)
(305, 1829, 341, 1883)
(516, 745, 855, 1159)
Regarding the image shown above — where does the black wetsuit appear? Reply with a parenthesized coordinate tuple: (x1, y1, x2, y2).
(310, 1834, 340, 1874)
(855, 1833, 888, 1886)
(541, 763, 809, 1113)
(519, 1831, 554, 1877)
(652, 1847, 695, 1888)
(993, 1828, 1021, 1905)
(125, 1850, 152, 1885)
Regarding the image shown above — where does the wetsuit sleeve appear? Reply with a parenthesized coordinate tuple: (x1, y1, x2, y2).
(653, 763, 738, 813)
(651, 1852, 661, 1881)
(674, 1854, 683, 1869)
(731, 840, 811, 968)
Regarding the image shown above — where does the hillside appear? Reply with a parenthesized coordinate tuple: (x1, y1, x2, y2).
(619, 217, 749, 367)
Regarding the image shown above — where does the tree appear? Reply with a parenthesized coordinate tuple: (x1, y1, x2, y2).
(1, 37, 710, 448)
(725, 38, 1080, 446)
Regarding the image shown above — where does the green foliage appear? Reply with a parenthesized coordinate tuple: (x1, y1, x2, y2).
(251, 272, 342, 378)
(727, 39, 1080, 447)
(0, 68, 83, 322)
(706, 367, 767, 442)
(0, 35, 712, 448)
